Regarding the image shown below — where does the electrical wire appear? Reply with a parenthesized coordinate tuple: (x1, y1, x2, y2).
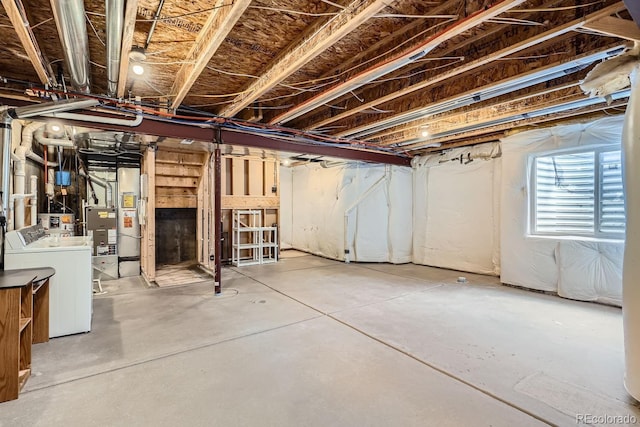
(31, 17, 53, 29)
(508, 1, 605, 13)
(248, 5, 339, 17)
(486, 17, 544, 26)
(85, 13, 106, 47)
(373, 14, 459, 19)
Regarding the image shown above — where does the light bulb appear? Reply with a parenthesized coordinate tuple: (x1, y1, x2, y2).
(132, 64, 145, 76)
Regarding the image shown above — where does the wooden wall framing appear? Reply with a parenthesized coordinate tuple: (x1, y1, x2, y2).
(140, 148, 280, 283)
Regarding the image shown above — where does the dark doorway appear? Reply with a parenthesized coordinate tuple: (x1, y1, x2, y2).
(155, 208, 197, 266)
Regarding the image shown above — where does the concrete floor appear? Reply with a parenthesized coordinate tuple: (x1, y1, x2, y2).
(1, 251, 638, 426)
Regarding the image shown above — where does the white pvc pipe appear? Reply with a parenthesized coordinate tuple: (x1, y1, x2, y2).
(622, 64, 640, 402)
(46, 169, 55, 198)
(43, 110, 143, 127)
(30, 175, 37, 226)
(34, 127, 75, 147)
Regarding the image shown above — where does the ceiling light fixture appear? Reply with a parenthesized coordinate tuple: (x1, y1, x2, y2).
(129, 46, 147, 76)
(132, 64, 145, 76)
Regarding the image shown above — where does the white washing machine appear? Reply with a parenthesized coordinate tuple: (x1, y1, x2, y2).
(4, 223, 93, 338)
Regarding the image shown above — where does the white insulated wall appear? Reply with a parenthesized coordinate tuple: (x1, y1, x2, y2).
(412, 143, 501, 275)
(279, 117, 624, 306)
(500, 116, 624, 306)
(281, 162, 412, 263)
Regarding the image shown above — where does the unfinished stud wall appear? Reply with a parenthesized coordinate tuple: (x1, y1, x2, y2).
(219, 157, 280, 264)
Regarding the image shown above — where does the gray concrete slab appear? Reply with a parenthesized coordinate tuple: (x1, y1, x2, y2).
(240, 262, 444, 314)
(331, 283, 640, 425)
(0, 255, 637, 426)
(25, 268, 320, 390)
(2, 317, 546, 427)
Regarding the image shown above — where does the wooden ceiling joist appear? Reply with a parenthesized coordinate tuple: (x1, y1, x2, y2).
(170, 0, 252, 110)
(217, 0, 392, 118)
(1, 0, 54, 85)
(336, 44, 624, 139)
(311, 2, 629, 133)
(403, 98, 628, 153)
(269, 0, 529, 125)
(582, 16, 640, 41)
(390, 84, 625, 150)
(116, 0, 138, 98)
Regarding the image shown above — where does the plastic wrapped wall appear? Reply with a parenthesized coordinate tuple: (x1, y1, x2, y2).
(279, 166, 293, 249)
(412, 143, 501, 275)
(284, 162, 412, 263)
(500, 116, 625, 306)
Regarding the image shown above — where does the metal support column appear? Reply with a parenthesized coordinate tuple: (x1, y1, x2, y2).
(214, 145, 222, 294)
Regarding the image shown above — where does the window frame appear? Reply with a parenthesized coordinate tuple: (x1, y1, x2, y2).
(528, 144, 625, 241)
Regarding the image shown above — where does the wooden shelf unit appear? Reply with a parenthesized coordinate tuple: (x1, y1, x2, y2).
(0, 270, 51, 402)
(0, 282, 32, 402)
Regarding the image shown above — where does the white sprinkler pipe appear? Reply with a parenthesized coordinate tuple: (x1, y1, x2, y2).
(622, 64, 640, 402)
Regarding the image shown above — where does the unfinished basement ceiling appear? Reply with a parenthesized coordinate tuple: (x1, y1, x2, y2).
(0, 0, 636, 157)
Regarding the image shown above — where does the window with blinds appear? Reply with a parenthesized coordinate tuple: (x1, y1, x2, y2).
(531, 146, 625, 239)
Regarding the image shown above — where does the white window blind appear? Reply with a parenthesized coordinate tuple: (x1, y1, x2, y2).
(599, 150, 625, 235)
(531, 146, 625, 239)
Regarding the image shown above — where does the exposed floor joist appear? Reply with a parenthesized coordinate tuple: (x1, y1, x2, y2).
(1, 0, 54, 85)
(395, 94, 629, 151)
(311, 2, 628, 133)
(170, 0, 252, 110)
(336, 46, 622, 139)
(582, 16, 640, 41)
(269, 0, 529, 125)
(217, 0, 392, 118)
(116, 0, 139, 98)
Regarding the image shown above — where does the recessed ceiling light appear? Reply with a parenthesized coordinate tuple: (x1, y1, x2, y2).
(421, 129, 430, 138)
(51, 124, 61, 132)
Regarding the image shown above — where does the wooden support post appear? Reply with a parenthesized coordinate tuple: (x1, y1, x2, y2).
(214, 146, 221, 294)
(142, 147, 156, 282)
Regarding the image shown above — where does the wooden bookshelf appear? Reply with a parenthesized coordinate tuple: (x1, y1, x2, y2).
(0, 267, 54, 402)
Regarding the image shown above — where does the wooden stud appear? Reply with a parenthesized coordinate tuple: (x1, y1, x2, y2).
(1, 0, 54, 84)
(221, 195, 279, 209)
(116, 0, 138, 98)
(170, 0, 252, 109)
(248, 160, 263, 196)
(231, 158, 245, 196)
(142, 148, 156, 282)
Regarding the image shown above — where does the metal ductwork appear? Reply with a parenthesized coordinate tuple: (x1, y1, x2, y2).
(51, 0, 91, 93)
(106, 0, 124, 97)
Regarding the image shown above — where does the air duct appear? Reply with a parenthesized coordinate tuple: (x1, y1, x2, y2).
(106, 0, 124, 97)
(51, 0, 92, 93)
